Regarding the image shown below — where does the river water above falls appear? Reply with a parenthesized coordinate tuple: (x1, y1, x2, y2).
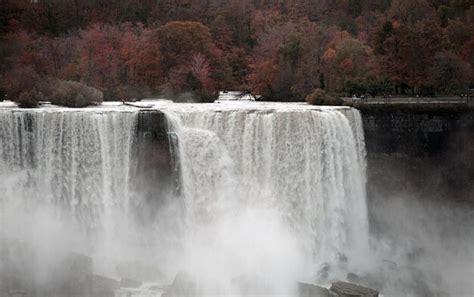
(0, 100, 371, 296)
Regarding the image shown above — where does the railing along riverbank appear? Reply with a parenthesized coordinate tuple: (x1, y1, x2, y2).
(344, 96, 474, 112)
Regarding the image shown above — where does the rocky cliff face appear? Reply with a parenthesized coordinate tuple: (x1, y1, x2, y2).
(362, 110, 474, 205)
(133, 111, 179, 222)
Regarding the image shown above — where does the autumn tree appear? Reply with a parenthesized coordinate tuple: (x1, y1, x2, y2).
(155, 21, 219, 101)
(428, 51, 471, 93)
(248, 60, 279, 99)
(117, 23, 158, 98)
(445, 18, 473, 51)
(249, 19, 334, 101)
(323, 31, 376, 95)
(209, 15, 249, 90)
(462, 38, 474, 87)
(374, 20, 393, 55)
(388, 0, 435, 25)
(78, 24, 122, 100)
(291, 21, 332, 96)
(76, 23, 158, 100)
(0, 0, 473, 104)
(378, 19, 446, 94)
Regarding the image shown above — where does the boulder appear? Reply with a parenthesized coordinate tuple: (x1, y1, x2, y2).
(330, 281, 378, 297)
(346, 273, 360, 284)
(317, 263, 331, 281)
(345, 273, 383, 293)
(298, 282, 330, 297)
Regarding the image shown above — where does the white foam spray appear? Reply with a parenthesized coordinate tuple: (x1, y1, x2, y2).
(162, 102, 369, 295)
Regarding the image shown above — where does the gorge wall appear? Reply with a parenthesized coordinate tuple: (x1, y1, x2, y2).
(360, 109, 474, 296)
(362, 109, 474, 206)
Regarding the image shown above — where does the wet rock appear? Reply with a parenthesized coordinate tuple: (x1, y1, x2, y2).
(120, 278, 142, 288)
(337, 254, 348, 264)
(346, 272, 383, 293)
(317, 263, 331, 281)
(298, 282, 330, 297)
(330, 281, 378, 297)
(337, 254, 349, 271)
(162, 272, 197, 297)
(346, 273, 360, 284)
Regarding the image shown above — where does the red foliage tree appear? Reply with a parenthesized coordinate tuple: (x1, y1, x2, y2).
(155, 21, 218, 101)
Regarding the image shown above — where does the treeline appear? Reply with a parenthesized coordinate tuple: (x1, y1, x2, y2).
(0, 0, 473, 104)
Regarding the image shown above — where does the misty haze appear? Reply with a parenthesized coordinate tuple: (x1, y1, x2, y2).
(1, 1, 473, 297)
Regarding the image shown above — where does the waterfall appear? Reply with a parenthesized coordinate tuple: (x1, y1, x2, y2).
(0, 109, 139, 281)
(162, 103, 369, 294)
(0, 101, 370, 296)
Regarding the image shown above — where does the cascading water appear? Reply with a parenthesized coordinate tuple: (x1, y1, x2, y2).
(0, 101, 371, 297)
(0, 108, 142, 289)
(161, 102, 370, 295)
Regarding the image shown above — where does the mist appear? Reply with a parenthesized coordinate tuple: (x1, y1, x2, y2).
(1, 101, 473, 297)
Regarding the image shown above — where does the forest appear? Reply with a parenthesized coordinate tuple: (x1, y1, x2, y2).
(0, 0, 473, 104)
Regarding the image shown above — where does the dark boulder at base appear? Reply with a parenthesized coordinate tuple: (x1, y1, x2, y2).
(298, 282, 330, 297)
(317, 263, 331, 281)
(345, 272, 383, 293)
(330, 281, 379, 297)
(346, 273, 360, 284)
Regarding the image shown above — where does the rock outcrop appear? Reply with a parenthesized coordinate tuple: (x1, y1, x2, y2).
(330, 281, 379, 297)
